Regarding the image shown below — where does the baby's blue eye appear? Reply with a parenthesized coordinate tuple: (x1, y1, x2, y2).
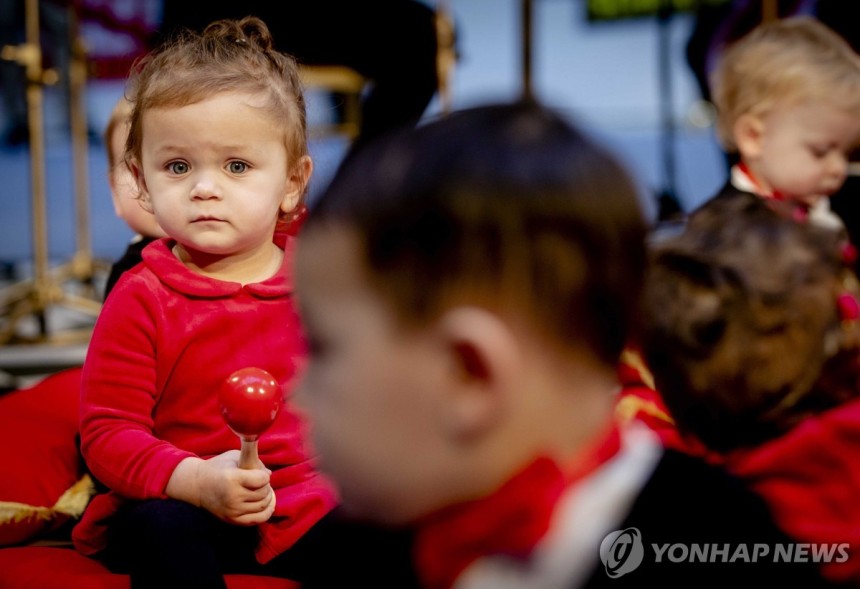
(168, 161, 188, 174)
(229, 161, 247, 173)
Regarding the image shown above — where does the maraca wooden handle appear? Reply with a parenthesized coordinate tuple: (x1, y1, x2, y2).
(238, 438, 259, 470)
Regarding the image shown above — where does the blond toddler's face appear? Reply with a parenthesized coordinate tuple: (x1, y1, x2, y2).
(741, 101, 860, 208)
(294, 227, 457, 525)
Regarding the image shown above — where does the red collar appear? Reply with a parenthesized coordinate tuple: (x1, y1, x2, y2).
(142, 234, 295, 298)
(735, 162, 809, 222)
(412, 424, 622, 589)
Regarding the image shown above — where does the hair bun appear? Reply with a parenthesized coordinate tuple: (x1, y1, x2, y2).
(203, 16, 275, 53)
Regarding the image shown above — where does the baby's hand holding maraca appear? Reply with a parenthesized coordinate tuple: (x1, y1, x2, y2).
(196, 451, 274, 523)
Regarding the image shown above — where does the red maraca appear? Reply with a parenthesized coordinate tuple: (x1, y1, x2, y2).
(219, 367, 283, 469)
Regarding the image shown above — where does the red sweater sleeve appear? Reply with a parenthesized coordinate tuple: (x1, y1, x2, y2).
(79, 271, 194, 499)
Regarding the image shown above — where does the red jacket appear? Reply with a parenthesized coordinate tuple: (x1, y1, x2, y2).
(616, 352, 860, 584)
(726, 398, 860, 585)
(73, 236, 336, 563)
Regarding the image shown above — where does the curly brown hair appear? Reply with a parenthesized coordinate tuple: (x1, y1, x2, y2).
(122, 16, 310, 217)
(641, 192, 860, 452)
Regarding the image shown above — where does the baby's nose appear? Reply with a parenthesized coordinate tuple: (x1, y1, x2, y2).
(191, 174, 222, 200)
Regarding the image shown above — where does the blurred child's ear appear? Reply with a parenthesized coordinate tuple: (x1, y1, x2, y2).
(436, 307, 520, 440)
(734, 113, 765, 160)
(281, 155, 314, 215)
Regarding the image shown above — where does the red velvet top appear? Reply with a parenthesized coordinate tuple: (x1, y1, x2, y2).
(726, 398, 860, 585)
(618, 358, 860, 584)
(73, 236, 336, 563)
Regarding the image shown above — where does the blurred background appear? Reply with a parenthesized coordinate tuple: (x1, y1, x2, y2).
(2, 0, 855, 357)
(0, 0, 732, 268)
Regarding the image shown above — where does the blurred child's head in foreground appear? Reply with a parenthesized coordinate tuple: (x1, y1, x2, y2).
(294, 100, 648, 524)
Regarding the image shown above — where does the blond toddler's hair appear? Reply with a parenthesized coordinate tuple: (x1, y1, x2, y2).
(712, 17, 860, 152)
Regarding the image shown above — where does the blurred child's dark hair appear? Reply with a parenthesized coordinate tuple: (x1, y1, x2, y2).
(304, 100, 648, 366)
(642, 192, 860, 452)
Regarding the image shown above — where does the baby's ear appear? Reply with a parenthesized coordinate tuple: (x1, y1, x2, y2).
(436, 307, 521, 441)
(281, 155, 314, 214)
(733, 113, 765, 160)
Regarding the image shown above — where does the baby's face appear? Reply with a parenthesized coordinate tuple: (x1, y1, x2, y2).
(294, 226, 455, 525)
(742, 101, 860, 208)
(138, 92, 296, 260)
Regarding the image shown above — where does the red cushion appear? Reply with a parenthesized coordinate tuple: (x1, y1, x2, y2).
(0, 368, 85, 546)
(0, 547, 299, 589)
